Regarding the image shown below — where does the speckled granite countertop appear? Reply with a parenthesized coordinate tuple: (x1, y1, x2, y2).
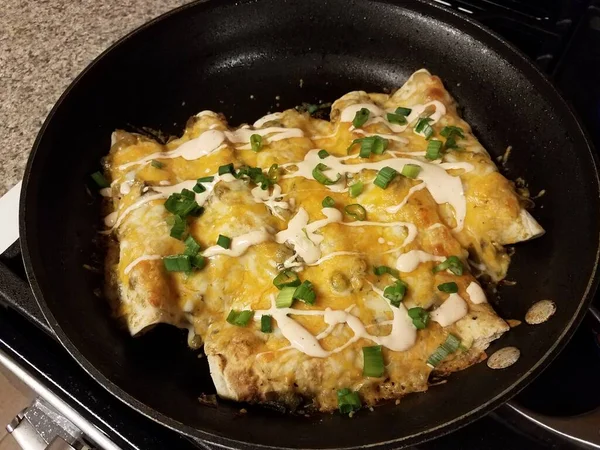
(0, 0, 190, 197)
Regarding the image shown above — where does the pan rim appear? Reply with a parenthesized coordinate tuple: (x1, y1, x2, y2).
(19, 0, 600, 448)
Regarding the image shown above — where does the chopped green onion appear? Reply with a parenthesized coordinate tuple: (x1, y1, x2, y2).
(250, 134, 263, 152)
(440, 126, 465, 139)
(322, 196, 336, 208)
(337, 388, 361, 414)
(197, 176, 214, 183)
(312, 163, 341, 185)
(384, 279, 408, 307)
(427, 334, 461, 368)
(362, 345, 385, 377)
(216, 235, 231, 249)
(192, 182, 206, 193)
(318, 149, 330, 159)
(415, 117, 434, 139)
(373, 266, 399, 278)
(261, 315, 273, 333)
(163, 255, 192, 272)
(401, 164, 421, 179)
(151, 160, 165, 169)
(408, 307, 430, 329)
(273, 270, 301, 289)
(426, 140, 443, 160)
(395, 107, 412, 116)
(268, 164, 279, 182)
(432, 256, 464, 276)
(373, 166, 398, 189)
(226, 310, 254, 327)
(276, 286, 296, 308)
(190, 254, 206, 270)
(218, 163, 235, 176)
(183, 235, 201, 256)
(237, 165, 273, 189)
(386, 112, 407, 125)
(445, 136, 458, 149)
(169, 215, 186, 240)
(91, 171, 109, 188)
(349, 136, 389, 158)
(164, 191, 201, 218)
(352, 108, 370, 128)
(438, 282, 459, 293)
(349, 182, 364, 198)
(344, 203, 366, 221)
(293, 280, 316, 305)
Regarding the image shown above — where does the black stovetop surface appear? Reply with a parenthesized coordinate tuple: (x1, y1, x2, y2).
(2, 0, 600, 448)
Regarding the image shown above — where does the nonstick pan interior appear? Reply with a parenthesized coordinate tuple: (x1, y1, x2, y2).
(21, 0, 599, 448)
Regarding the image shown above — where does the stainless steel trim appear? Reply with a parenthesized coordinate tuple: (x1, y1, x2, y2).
(0, 349, 121, 450)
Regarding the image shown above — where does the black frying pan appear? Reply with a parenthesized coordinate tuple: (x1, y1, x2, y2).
(20, 0, 600, 448)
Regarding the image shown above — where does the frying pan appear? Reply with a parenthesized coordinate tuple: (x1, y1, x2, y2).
(19, 0, 600, 448)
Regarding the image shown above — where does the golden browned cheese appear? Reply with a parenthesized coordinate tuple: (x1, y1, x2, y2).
(103, 69, 542, 412)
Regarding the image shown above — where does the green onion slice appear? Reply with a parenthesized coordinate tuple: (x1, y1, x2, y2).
(226, 310, 254, 327)
(362, 345, 385, 377)
(192, 182, 206, 193)
(395, 107, 412, 116)
(273, 270, 301, 289)
(427, 334, 461, 368)
(218, 163, 235, 176)
(407, 307, 430, 329)
(352, 108, 370, 128)
(276, 286, 296, 308)
(91, 171, 109, 189)
(216, 235, 231, 249)
(344, 203, 366, 221)
(293, 280, 316, 305)
(250, 134, 263, 152)
(237, 165, 273, 190)
(268, 163, 279, 183)
(349, 135, 388, 158)
(373, 265, 399, 278)
(151, 160, 165, 169)
(164, 191, 201, 218)
(197, 176, 214, 183)
(384, 279, 408, 307)
(261, 315, 273, 333)
(169, 215, 186, 240)
(318, 149, 330, 159)
(386, 112, 408, 125)
(349, 181, 364, 198)
(337, 388, 362, 414)
(401, 164, 421, 179)
(438, 282, 459, 293)
(440, 126, 465, 139)
(426, 140, 443, 160)
(312, 163, 341, 185)
(190, 254, 206, 270)
(163, 255, 192, 272)
(415, 117, 434, 139)
(183, 235, 201, 256)
(432, 256, 464, 276)
(322, 196, 335, 208)
(373, 166, 398, 189)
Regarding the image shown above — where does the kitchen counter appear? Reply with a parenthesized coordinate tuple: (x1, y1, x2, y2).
(0, 0, 189, 197)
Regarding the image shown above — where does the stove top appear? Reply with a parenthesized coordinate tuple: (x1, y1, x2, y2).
(1, 0, 600, 448)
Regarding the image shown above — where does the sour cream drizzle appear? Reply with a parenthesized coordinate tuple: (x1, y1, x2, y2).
(283, 149, 471, 231)
(396, 250, 445, 272)
(385, 182, 428, 213)
(276, 207, 418, 267)
(466, 281, 487, 304)
(203, 229, 272, 258)
(430, 293, 469, 327)
(124, 255, 163, 275)
(253, 287, 417, 358)
(251, 184, 290, 220)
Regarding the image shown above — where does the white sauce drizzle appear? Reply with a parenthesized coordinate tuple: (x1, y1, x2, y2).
(253, 287, 417, 358)
(251, 185, 290, 220)
(282, 149, 471, 231)
(353, 129, 409, 144)
(396, 250, 445, 272)
(386, 182, 428, 213)
(307, 251, 363, 266)
(203, 229, 272, 258)
(124, 255, 163, 275)
(253, 112, 283, 128)
(466, 281, 487, 304)
(224, 127, 304, 150)
(430, 294, 469, 327)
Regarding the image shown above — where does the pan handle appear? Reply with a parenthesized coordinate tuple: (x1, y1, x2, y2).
(505, 306, 600, 449)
